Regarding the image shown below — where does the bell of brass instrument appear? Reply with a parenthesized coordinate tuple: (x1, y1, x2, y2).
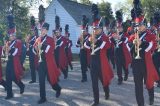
(134, 28, 141, 59)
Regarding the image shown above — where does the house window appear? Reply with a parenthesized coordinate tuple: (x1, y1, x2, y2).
(54, 9, 56, 15)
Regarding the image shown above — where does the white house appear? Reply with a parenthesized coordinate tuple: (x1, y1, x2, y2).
(45, 0, 91, 53)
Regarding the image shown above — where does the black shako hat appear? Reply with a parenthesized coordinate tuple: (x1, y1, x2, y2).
(42, 22, 49, 30)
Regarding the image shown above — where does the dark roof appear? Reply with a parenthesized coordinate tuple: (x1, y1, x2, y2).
(57, 0, 92, 25)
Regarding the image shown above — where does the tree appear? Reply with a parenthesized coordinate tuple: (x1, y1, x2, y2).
(97, 0, 114, 21)
(79, 0, 92, 5)
(46, 0, 52, 4)
(71, 0, 78, 2)
(115, 0, 160, 21)
(0, 0, 43, 42)
(141, 0, 160, 19)
(13, 3, 30, 36)
(114, 0, 133, 20)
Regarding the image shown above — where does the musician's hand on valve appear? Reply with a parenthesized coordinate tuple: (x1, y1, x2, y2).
(112, 33, 116, 38)
(112, 33, 119, 39)
(8, 47, 11, 52)
(38, 43, 42, 49)
(117, 36, 121, 40)
(133, 39, 137, 44)
(133, 39, 141, 45)
(93, 38, 97, 44)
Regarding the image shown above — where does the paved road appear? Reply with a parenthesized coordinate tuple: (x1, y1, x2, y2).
(0, 61, 160, 106)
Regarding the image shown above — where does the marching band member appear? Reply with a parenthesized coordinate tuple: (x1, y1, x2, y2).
(105, 16, 116, 70)
(5, 14, 25, 99)
(76, 15, 90, 82)
(128, 0, 159, 105)
(110, 10, 132, 85)
(64, 25, 73, 71)
(26, 16, 38, 83)
(152, 11, 160, 87)
(84, 4, 114, 106)
(54, 16, 68, 79)
(37, 22, 61, 104)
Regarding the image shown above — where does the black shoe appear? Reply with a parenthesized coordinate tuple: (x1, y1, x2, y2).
(38, 98, 47, 104)
(118, 81, 122, 85)
(29, 81, 36, 84)
(81, 79, 87, 82)
(124, 76, 128, 81)
(149, 99, 154, 105)
(90, 102, 99, 106)
(105, 94, 110, 100)
(57, 78, 60, 82)
(113, 65, 115, 69)
(64, 76, 67, 79)
(64, 74, 68, 79)
(56, 87, 61, 98)
(70, 65, 73, 70)
(5, 95, 13, 100)
(20, 85, 25, 94)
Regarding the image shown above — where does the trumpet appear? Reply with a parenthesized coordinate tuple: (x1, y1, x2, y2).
(38, 41, 42, 62)
(91, 17, 104, 55)
(36, 36, 46, 62)
(134, 27, 141, 59)
(80, 23, 88, 49)
(115, 28, 120, 48)
(91, 30, 96, 55)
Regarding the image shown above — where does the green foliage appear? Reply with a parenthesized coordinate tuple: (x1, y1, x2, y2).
(13, 3, 30, 38)
(97, 0, 114, 21)
(0, 0, 44, 43)
(79, 0, 92, 5)
(46, 0, 52, 4)
(141, 0, 160, 20)
(115, 0, 160, 21)
(114, 0, 133, 20)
